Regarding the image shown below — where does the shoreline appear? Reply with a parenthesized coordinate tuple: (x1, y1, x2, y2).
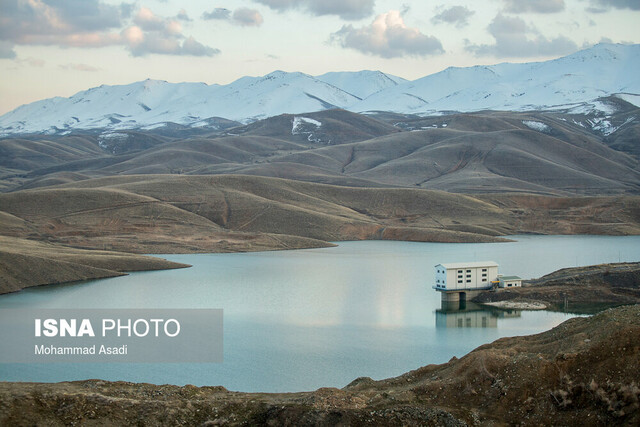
(472, 261, 640, 313)
(2, 234, 640, 295)
(1, 304, 638, 425)
(481, 300, 548, 310)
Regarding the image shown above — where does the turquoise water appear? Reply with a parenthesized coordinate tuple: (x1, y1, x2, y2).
(1, 235, 639, 392)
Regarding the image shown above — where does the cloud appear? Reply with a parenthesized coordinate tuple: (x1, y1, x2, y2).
(503, 0, 565, 13)
(120, 3, 135, 19)
(134, 7, 177, 33)
(431, 6, 475, 28)
(121, 8, 218, 56)
(0, 1, 218, 57)
(254, 0, 375, 20)
(176, 9, 191, 21)
(202, 8, 232, 20)
(181, 36, 220, 56)
(59, 63, 100, 72)
(232, 8, 264, 26)
(123, 26, 219, 57)
(202, 7, 264, 27)
(331, 10, 444, 58)
(466, 13, 577, 58)
(585, 0, 640, 12)
(0, 0, 124, 45)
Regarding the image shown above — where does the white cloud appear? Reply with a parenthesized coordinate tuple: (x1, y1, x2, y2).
(431, 6, 475, 28)
(0, 0, 124, 43)
(202, 7, 264, 27)
(123, 25, 219, 57)
(331, 10, 444, 58)
(503, 0, 565, 13)
(181, 37, 220, 56)
(0, 1, 218, 57)
(232, 8, 264, 27)
(585, 0, 640, 12)
(254, 0, 375, 20)
(466, 13, 577, 58)
(202, 8, 232, 20)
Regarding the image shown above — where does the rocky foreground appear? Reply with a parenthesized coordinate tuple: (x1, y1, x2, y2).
(1, 304, 638, 426)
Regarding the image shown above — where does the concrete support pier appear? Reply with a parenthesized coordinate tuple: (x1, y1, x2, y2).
(440, 290, 483, 303)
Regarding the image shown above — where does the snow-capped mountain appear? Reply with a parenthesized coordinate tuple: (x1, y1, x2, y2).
(0, 43, 638, 136)
(0, 71, 363, 135)
(315, 70, 407, 100)
(352, 43, 640, 115)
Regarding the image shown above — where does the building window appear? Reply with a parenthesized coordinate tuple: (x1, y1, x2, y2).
(458, 270, 463, 273)
(466, 269, 471, 273)
(466, 274, 471, 278)
(507, 284, 512, 287)
(466, 279, 471, 283)
(458, 280, 463, 283)
(458, 275, 463, 278)
(482, 273, 487, 277)
(482, 278, 487, 282)
(482, 268, 487, 272)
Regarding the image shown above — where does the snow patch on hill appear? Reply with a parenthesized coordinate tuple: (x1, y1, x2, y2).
(522, 120, 551, 133)
(292, 116, 321, 134)
(291, 116, 324, 142)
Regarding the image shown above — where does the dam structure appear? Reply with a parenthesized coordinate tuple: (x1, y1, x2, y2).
(433, 261, 500, 303)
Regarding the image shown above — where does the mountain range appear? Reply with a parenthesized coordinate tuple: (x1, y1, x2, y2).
(1, 43, 640, 291)
(1, 43, 638, 136)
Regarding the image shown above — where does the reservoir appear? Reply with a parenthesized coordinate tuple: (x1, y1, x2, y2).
(1, 235, 639, 392)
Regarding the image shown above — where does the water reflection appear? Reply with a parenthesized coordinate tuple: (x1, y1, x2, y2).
(435, 301, 521, 328)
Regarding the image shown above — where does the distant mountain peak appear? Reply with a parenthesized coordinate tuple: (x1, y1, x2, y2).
(0, 43, 638, 137)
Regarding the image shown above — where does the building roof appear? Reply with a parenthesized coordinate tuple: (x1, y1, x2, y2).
(436, 261, 498, 269)
(500, 276, 522, 281)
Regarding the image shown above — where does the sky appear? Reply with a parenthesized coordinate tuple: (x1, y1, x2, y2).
(0, 0, 639, 115)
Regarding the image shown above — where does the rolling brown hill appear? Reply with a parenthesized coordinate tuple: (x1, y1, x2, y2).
(229, 108, 401, 144)
(1, 109, 638, 195)
(1, 175, 639, 260)
(0, 235, 189, 294)
(230, 115, 640, 194)
(1, 109, 639, 293)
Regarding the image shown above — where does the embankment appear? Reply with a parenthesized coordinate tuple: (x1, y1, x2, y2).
(473, 262, 640, 312)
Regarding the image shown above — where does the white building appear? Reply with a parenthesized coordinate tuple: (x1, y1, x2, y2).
(498, 276, 523, 288)
(434, 261, 499, 291)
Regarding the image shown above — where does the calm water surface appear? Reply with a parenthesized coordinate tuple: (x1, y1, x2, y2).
(1, 235, 639, 392)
